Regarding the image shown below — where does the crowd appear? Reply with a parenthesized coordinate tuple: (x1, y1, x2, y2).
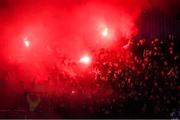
(0, 34, 179, 118)
(86, 34, 179, 118)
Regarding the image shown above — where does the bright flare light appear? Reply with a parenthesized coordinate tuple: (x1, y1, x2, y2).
(79, 55, 91, 65)
(102, 27, 109, 37)
(24, 37, 30, 47)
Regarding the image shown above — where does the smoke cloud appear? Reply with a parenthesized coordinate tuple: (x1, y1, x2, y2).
(0, 0, 179, 61)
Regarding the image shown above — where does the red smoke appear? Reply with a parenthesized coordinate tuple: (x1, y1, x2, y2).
(0, 0, 179, 98)
(1, 0, 147, 61)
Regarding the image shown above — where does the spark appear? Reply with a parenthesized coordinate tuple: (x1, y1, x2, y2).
(79, 55, 91, 65)
(71, 90, 76, 94)
(102, 27, 109, 37)
(24, 37, 30, 47)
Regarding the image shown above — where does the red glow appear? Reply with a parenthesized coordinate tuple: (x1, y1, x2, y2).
(3, 1, 138, 62)
(0, 0, 141, 100)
